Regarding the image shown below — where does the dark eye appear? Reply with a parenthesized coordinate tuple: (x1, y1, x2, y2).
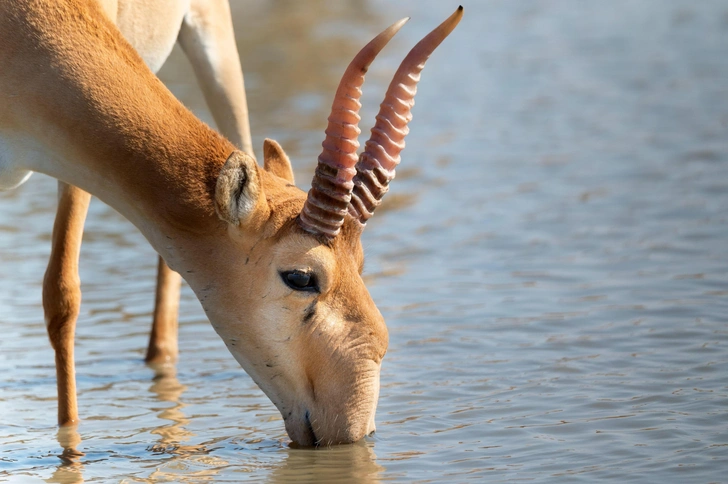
(280, 270, 319, 293)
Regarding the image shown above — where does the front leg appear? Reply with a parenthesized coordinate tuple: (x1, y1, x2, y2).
(43, 182, 91, 426)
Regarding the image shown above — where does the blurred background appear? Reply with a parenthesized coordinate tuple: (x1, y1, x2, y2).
(1, 1, 727, 481)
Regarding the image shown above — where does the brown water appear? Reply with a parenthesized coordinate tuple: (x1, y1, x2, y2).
(2, 1, 728, 481)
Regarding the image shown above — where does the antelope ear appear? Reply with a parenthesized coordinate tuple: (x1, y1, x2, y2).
(263, 138, 295, 183)
(215, 151, 268, 226)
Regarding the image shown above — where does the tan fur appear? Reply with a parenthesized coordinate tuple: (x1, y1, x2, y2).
(0, 0, 387, 446)
(146, 258, 182, 362)
(111, 0, 254, 367)
(43, 183, 91, 426)
(42, 0, 254, 383)
(263, 138, 295, 183)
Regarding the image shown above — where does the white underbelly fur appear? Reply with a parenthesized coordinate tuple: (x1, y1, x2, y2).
(0, 134, 35, 190)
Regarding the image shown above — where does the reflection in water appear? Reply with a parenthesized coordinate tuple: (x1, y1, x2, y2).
(147, 363, 195, 452)
(46, 365, 229, 483)
(145, 364, 228, 483)
(42, 364, 385, 483)
(270, 440, 385, 484)
(142, 366, 386, 482)
(47, 427, 84, 484)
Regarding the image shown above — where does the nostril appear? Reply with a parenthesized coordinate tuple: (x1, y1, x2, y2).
(304, 410, 319, 447)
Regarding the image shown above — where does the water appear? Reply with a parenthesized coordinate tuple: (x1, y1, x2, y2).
(2, 0, 728, 481)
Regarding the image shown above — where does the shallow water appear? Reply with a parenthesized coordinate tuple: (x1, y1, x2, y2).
(2, 0, 728, 481)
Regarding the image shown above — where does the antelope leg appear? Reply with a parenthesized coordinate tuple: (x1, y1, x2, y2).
(146, 257, 182, 364)
(44, 181, 91, 426)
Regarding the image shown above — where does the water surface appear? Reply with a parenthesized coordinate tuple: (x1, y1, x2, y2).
(1, 1, 727, 481)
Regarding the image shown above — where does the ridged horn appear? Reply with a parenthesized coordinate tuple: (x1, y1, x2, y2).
(349, 6, 463, 224)
(298, 17, 409, 238)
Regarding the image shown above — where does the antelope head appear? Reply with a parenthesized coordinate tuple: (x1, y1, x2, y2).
(202, 8, 462, 447)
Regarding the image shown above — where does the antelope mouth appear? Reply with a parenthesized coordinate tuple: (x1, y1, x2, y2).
(304, 410, 319, 448)
(286, 409, 319, 448)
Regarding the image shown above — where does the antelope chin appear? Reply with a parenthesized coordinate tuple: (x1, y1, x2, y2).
(284, 408, 318, 447)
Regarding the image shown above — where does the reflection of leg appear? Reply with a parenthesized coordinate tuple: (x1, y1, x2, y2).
(146, 258, 182, 363)
(147, 364, 228, 479)
(51, 427, 85, 484)
(149, 365, 186, 403)
(148, 367, 194, 449)
(43, 182, 91, 426)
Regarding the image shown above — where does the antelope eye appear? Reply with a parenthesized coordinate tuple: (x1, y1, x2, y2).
(280, 270, 319, 293)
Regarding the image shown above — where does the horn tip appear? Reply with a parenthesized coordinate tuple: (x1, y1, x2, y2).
(454, 6, 464, 21)
(442, 6, 465, 33)
(391, 17, 410, 33)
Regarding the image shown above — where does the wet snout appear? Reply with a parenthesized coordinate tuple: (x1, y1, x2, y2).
(284, 407, 318, 447)
(285, 407, 376, 448)
(282, 383, 379, 447)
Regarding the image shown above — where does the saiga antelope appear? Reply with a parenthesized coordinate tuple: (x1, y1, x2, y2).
(0, 0, 463, 446)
